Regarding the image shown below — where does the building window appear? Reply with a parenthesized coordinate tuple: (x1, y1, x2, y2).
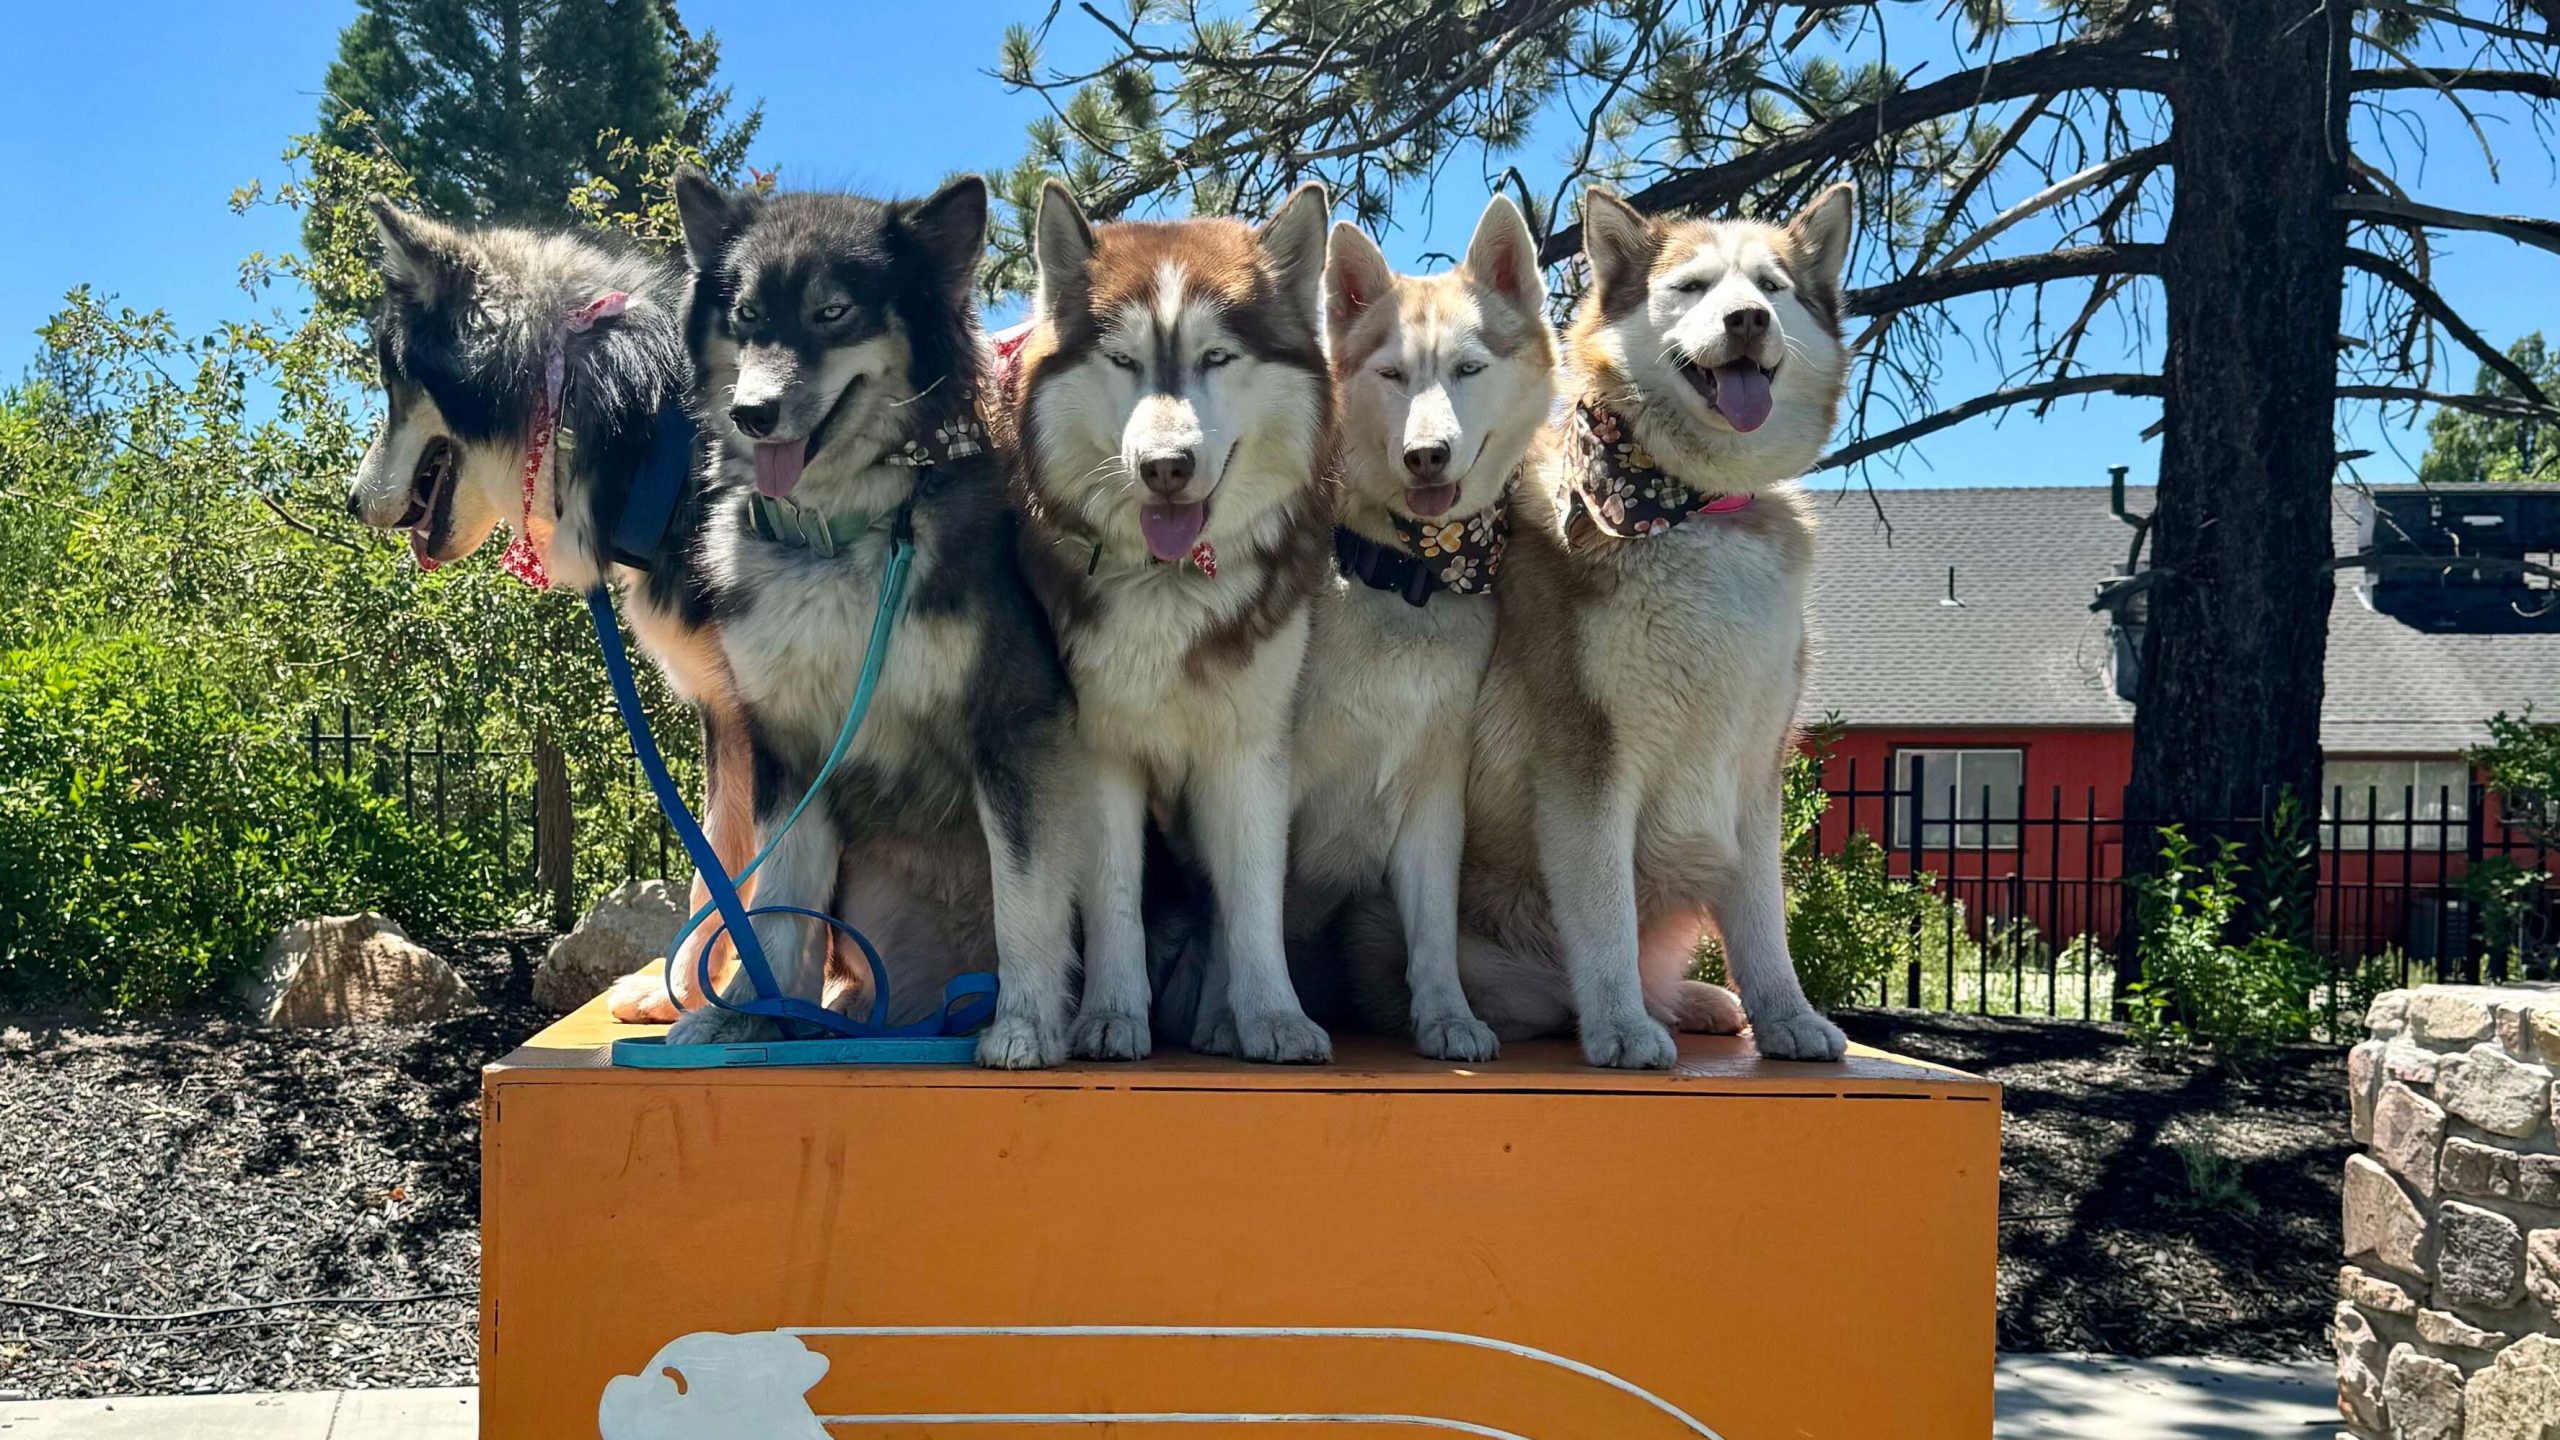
(2323, 758, 2472, 852)
(1892, 747, 2024, 850)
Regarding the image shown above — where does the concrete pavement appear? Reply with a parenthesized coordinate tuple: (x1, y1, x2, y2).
(0, 1356, 2334, 1437)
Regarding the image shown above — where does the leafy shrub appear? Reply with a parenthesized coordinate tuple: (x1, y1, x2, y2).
(0, 635, 505, 1009)
(2473, 706, 2559, 846)
(1699, 717, 1935, 1011)
(2125, 825, 2324, 1061)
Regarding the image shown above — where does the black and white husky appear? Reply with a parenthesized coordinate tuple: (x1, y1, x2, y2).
(1295, 197, 1554, 1061)
(1456, 185, 1859, 1066)
(344, 186, 1086, 1068)
(665, 173, 1085, 1067)
(1008, 182, 1338, 1063)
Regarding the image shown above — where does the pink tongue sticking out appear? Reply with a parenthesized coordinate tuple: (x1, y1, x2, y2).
(1406, 483, 1459, 518)
(753, 441, 807, 498)
(1139, 501, 1208, 563)
(1713, 362, 1773, 433)
(409, 527, 441, 572)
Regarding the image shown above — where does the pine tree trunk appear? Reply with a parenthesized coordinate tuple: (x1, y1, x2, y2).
(534, 738, 576, 932)
(2119, 0, 2347, 1005)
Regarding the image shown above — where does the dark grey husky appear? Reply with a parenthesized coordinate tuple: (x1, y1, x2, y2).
(667, 173, 1087, 1067)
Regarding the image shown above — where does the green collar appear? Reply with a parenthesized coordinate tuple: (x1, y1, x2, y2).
(749, 495, 892, 556)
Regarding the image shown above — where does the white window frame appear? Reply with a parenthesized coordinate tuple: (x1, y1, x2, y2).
(1892, 747, 2025, 851)
(2322, 757, 2472, 853)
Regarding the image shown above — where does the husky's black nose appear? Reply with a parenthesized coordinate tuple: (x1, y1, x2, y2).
(730, 399, 781, 439)
(1403, 443, 1450, 482)
(1139, 450, 1196, 496)
(1725, 305, 1771, 340)
(344, 489, 365, 518)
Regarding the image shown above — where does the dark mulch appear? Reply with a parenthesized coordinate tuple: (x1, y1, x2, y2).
(1836, 1009, 2351, 1361)
(0, 963, 2346, 1397)
(0, 931, 552, 1398)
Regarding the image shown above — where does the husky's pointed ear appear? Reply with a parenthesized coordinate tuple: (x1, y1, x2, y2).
(370, 197, 472, 300)
(674, 168, 749, 274)
(1323, 222, 1392, 350)
(1466, 194, 1540, 316)
(904, 174, 990, 302)
(1786, 181, 1857, 298)
(1256, 182, 1331, 320)
(1032, 179, 1097, 319)
(1579, 187, 1655, 311)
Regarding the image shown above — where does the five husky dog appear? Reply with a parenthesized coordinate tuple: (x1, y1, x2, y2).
(344, 166, 1856, 1070)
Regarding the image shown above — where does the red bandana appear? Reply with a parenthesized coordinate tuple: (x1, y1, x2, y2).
(497, 291, 630, 589)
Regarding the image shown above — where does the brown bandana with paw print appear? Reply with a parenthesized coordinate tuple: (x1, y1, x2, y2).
(1567, 401, 1754, 540)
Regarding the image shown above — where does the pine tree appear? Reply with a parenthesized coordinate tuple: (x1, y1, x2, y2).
(2420, 333, 2560, 483)
(317, 0, 761, 226)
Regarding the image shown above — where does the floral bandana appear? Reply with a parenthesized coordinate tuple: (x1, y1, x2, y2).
(1336, 500, 1508, 607)
(1568, 401, 1754, 540)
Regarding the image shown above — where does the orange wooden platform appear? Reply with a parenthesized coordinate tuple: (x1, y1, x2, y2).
(483, 999, 2001, 1439)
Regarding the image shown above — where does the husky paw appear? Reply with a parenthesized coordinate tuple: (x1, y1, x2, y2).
(1233, 1009, 1332, 1065)
(977, 1013, 1066, 1070)
(1581, 1013, 1679, 1070)
(1069, 1008, 1152, 1061)
(665, 1005, 778, 1046)
(1413, 1012, 1500, 1063)
(606, 970, 680, 1024)
(1655, 980, 1746, 1035)
(1750, 1008, 1848, 1062)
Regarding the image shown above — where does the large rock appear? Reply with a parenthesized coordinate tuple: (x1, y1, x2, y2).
(2418, 1307, 2511, 1353)
(2370, 991, 2412, 1041)
(2441, 1136, 2522, 1202)
(2437, 1202, 2527, 1311)
(2346, 1155, 2434, 1275)
(237, 914, 475, 1027)
(535, 880, 687, 1013)
(2374, 1083, 2448, 1197)
(2464, 1332, 2560, 1440)
(2411, 991, 2498, 1048)
(2383, 1345, 2464, 1440)
(2522, 1153, 2560, 1209)
(2337, 1302, 2387, 1431)
(2528, 1228, 2560, 1316)
(2341, 1265, 2420, 1317)
(2437, 1045, 2554, 1140)
(2352, 1040, 2388, 1144)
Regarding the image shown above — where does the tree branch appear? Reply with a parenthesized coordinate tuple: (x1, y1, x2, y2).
(1540, 25, 2177, 266)
(2336, 192, 2560, 259)
(1814, 373, 2164, 471)
(1847, 242, 2162, 315)
(2338, 384, 2560, 423)
(2343, 248, 2548, 405)
(2355, 67, 2560, 101)
(256, 492, 362, 553)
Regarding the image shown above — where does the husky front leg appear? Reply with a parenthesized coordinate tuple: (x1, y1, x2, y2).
(972, 772, 1077, 1070)
(1069, 750, 1152, 1060)
(1195, 746, 1331, 1063)
(1535, 769, 1675, 1069)
(1392, 769, 1498, 1061)
(1707, 774, 1846, 1061)
(664, 805, 841, 1045)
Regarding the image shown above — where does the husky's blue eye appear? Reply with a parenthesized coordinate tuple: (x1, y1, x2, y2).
(1454, 360, 1486, 378)
(1106, 351, 1139, 371)
(736, 301, 763, 323)
(816, 303, 850, 322)
(1671, 278, 1707, 295)
(1757, 274, 1788, 294)
(1201, 347, 1235, 368)
(1376, 366, 1406, 384)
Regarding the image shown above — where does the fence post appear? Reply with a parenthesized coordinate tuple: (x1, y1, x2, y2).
(2467, 781, 2490, 982)
(535, 739, 577, 930)
(1904, 754, 1926, 1009)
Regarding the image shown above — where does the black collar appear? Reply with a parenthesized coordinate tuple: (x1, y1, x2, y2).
(1334, 527, 1444, 607)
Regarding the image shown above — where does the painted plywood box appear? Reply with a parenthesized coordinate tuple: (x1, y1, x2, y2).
(482, 1000, 2000, 1440)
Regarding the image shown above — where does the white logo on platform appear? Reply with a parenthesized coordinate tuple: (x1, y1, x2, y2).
(598, 1331, 834, 1440)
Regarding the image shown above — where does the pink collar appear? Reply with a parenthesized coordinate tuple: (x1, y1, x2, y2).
(499, 291, 630, 589)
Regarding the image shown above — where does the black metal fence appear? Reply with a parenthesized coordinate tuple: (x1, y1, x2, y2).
(1818, 754, 2556, 1019)
(303, 704, 682, 891)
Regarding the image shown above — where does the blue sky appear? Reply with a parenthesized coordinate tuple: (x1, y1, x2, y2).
(3, 1, 2552, 491)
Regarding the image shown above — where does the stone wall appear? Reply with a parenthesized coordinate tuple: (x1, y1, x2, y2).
(2340, 984, 2560, 1439)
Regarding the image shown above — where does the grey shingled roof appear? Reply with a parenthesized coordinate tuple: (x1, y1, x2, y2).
(1801, 483, 2560, 753)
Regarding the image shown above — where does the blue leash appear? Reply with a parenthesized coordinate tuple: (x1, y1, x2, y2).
(584, 520, 994, 1066)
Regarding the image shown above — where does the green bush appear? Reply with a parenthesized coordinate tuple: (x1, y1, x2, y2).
(0, 635, 505, 1009)
(2125, 825, 2324, 1061)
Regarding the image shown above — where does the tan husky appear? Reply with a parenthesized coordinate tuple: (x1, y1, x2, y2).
(1454, 184, 1858, 1067)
